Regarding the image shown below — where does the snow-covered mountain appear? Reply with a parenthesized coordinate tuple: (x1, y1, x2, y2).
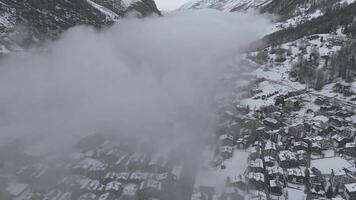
(179, 0, 272, 12)
(0, 0, 161, 55)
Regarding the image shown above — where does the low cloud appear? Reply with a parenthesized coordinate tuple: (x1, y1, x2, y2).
(0, 9, 269, 156)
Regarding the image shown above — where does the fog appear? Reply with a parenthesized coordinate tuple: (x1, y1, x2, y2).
(0, 10, 269, 157)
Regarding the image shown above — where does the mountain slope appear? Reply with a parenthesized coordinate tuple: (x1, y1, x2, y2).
(179, 0, 272, 12)
(0, 0, 161, 55)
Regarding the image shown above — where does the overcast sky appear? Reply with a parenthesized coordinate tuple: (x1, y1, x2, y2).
(155, 0, 192, 11)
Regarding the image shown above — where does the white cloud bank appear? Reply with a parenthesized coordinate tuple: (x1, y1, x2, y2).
(0, 10, 270, 155)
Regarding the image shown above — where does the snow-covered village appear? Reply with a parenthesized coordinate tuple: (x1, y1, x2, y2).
(1, 0, 356, 200)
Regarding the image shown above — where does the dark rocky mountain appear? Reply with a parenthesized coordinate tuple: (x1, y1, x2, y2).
(0, 0, 161, 55)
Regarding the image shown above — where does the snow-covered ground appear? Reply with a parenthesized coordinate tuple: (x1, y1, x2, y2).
(311, 157, 356, 175)
(195, 147, 249, 193)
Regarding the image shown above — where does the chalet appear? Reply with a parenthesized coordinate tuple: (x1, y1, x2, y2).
(86, 180, 105, 193)
(293, 141, 309, 152)
(236, 138, 249, 149)
(117, 172, 130, 183)
(256, 127, 268, 140)
(269, 112, 282, 123)
(334, 82, 352, 96)
(240, 128, 254, 140)
(336, 109, 354, 118)
(266, 166, 284, 181)
(342, 127, 356, 138)
(104, 172, 120, 184)
(148, 155, 168, 173)
(253, 140, 265, 149)
(284, 98, 301, 111)
(98, 192, 115, 200)
(230, 175, 247, 189)
(296, 150, 308, 166)
(329, 116, 343, 127)
(260, 105, 279, 115)
(288, 124, 305, 138)
(344, 183, 356, 200)
(139, 179, 162, 199)
(309, 187, 325, 198)
(249, 146, 263, 160)
(73, 158, 107, 179)
(278, 150, 298, 168)
(343, 142, 356, 158)
(315, 97, 327, 105)
(121, 183, 139, 200)
(264, 141, 278, 158)
(219, 134, 234, 146)
(311, 142, 322, 155)
(5, 183, 29, 200)
(309, 169, 325, 192)
(263, 117, 279, 129)
(287, 168, 305, 184)
(248, 159, 264, 173)
(268, 129, 288, 144)
(263, 156, 275, 167)
(221, 146, 233, 159)
(129, 171, 148, 184)
(269, 180, 283, 196)
(247, 172, 265, 189)
(105, 181, 122, 196)
(332, 134, 352, 148)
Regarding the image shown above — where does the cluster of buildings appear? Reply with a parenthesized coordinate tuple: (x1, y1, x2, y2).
(194, 88, 356, 200)
(1, 136, 183, 200)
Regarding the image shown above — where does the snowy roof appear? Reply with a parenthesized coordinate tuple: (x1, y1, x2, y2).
(98, 192, 110, 200)
(122, 184, 138, 196)
(249, 159, 264, 168)
(219, 134, 234, 141)
(266, 166, 283, 175)
(74, 158, 106, 171)
(265, 141, 277, 150)
(279, 150, 297, 161)
(263, 117, 278, 125)
(345, 183, 356, 193)
(248, 172, 264, 182)
(313, 115, 329, 123)
(221, 146, 233, 153)
(345, 142, 356, 148)
(6, 183, 28, 196)
(287, 168, 305, 177)
(105, 181, 122, 191)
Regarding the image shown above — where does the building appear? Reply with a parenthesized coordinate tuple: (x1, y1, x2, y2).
(344, 183, 356, 200)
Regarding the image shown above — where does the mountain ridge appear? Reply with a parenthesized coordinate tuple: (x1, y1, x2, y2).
(0, 0, 161, 55)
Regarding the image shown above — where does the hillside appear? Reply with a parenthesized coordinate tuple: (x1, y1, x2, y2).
(0, 0, 161, 55)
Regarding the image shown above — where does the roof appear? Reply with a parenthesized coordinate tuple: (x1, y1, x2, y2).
(6, 183, 28, 196)
(279, 150, 297, 161)
(248, 172, 264, 182)
(345, 183, 356, 193)
(345, 142, 356, 148)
